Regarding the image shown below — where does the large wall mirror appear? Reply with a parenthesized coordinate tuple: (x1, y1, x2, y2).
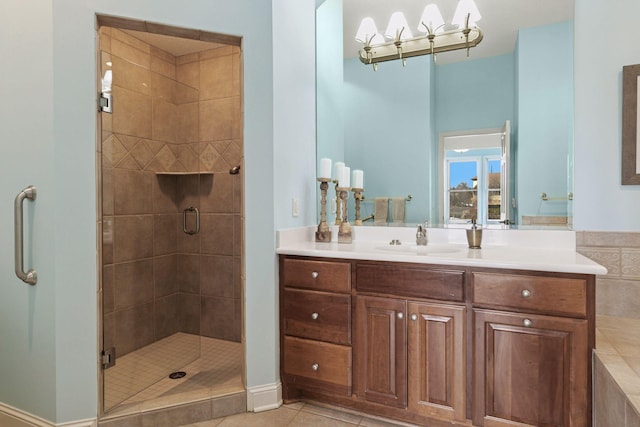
(316, 0, 574, 228)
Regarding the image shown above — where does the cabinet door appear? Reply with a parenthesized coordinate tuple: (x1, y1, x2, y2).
(473, 309, 589, 427)
(355, 295, 407, 408)
(407, 302, 466, 422)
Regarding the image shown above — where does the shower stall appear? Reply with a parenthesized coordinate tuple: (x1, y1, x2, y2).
(97, 18, 244, 418)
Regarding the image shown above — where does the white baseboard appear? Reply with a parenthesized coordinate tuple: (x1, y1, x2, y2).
(0, 403, 96, 427)
(246, 382, 282, 412)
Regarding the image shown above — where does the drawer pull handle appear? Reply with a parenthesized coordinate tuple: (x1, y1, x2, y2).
(311, 363, 319, 371)
(521, 289, 531, 298)
(397, 312, 404, 319)
(523, 319, 532, 328)
(411, 314, 418, 321)
(311, 271, 319, 279)
(311, 312, 319, 320)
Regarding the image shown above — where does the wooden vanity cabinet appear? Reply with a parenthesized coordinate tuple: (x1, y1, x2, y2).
(280, 257, 353, 397)
(471, 271, 593, 427)
(354, 263, 467, 423)
(279, 256, 595, 427)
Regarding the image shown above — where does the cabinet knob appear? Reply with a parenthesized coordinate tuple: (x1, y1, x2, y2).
(397, 312, 404, 319)
(521, 289, 531, 298)
(411, 314, 418, 321)
(311, 363, 319, 371)
(311, 312, 319, 320)
(311, 271, 319, 279)
(523, 319, 533, 328)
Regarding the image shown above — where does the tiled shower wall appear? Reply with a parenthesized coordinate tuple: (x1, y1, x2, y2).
(100, 27, 242, 357)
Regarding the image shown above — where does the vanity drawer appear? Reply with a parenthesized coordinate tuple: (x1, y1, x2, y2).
(282, 258, 351, 293)
(284, 336, 352, 394)
(356, 262, 465, 302)
(284, 288, 351, 345)
(472, 272, 587, 317)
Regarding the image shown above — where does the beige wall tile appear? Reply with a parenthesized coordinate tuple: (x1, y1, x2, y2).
(577, 231, 640, 248)
(179, 293, 201, 334)
(112, 28, 151, 54)
(622, 249, 640, 279)
(176, 145, 199, 172)
(176, 52, 199, 65)
(178, 254, 200, 294)
(114, 215, 153, 262)
(102, 167, 114, 215)
(113, 169, 152, 215)
(112, 39, 151, 70)
(597, 353, 640, 395)
(233, 256, 242, 299)
(200, 46, 234, 61)
(129, 141, 154, 170)
(152, 174, 177, 213)
(151, 72, 176, 103)
(152, 99, 178, 143)
(113, 56, 151, 96)
(629, 396, 640, 425)
(200, 55, 235, 101)
(115, 302, 154, 356)
(200, 255, 234, 298)
(176, 82, 199, 105)
(100, 33, 112, 53)
(233, 215, 242, 257)
(200, 173, 233, 213)
(116, 155, 142, 171)
(178, 103, 199, 143)
(577, 247, 621, 276)
(596, 278, 640, 319)
(154, 254, 178, 298)
(200, 296, 234, 340)
(199, 98, 235, 141)
(150, 45, 174, 63)
(154, 294, 180, 340)
(114, 259, 154, 309)
(200, 214, 234, 255)
(222, 139, 243, 170)
(103, 264, 115, 314)
(233, 173, 241, 214)
(627, 400, 640, 427)
(199, 143, 220, 172)
(177, 61, 199, 90)
(103, 217, 114, 265)
(154, 214, 177, 256)
(112, 86, 152, 139)
(151, 55, 176, 80)
(103, 134, 127, 168)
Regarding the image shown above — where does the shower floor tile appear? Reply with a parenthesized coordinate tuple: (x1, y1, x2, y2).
(104, 333, 243, 417)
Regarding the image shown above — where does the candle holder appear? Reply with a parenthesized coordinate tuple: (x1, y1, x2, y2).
(315, 178, 332, 242)
(333, 180, 342, 225)
(338, 187, 352, 244)
(352, 188, 364, 226)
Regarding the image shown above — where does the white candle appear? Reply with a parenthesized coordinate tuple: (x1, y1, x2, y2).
(319, 158, 332, 179)
(334, 162, 345, 182)
(352, 169, 364, 189)
(340, 166, 351, 188)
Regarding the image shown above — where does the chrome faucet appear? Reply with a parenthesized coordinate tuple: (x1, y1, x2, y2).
(416, 225, 428, 246)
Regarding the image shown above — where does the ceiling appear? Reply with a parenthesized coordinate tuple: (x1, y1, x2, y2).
(342, 0, 574, 64)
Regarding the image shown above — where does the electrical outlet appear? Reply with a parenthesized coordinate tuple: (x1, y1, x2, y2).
(292, 198, 299, 217)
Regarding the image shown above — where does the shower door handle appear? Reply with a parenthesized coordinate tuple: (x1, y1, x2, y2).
(182, 207, 200, 235)
(14, 186, 37, 285)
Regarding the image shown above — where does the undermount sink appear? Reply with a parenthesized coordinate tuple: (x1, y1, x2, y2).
(375, 244, 462, 255)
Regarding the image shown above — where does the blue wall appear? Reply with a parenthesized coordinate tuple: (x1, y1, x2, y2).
(343, 56, 434, 224)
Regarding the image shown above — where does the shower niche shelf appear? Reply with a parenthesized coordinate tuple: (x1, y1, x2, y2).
(155, 171, 214, 176)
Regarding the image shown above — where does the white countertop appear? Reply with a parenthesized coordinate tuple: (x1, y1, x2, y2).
(276, 225, 608, 276)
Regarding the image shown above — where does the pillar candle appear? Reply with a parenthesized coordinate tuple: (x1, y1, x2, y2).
(319, 158, 332, 179)
(352, 169, 364, 189)
(334, 162, 345, 182)
(340, 166, 351, 188)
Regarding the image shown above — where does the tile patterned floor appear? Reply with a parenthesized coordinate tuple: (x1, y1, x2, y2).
(104, 333, 243, 417)
(179, 402, 422, 427)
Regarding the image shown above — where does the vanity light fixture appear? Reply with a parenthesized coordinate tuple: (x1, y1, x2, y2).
(355, 0, 483, 70)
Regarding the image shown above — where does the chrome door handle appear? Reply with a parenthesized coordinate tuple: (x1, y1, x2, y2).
(15, 186, 37, 285)
(182, 207, 200, 235)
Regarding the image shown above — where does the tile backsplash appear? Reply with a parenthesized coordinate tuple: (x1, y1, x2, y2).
(577, 231, 640, 319)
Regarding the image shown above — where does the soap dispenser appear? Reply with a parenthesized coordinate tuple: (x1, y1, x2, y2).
(466, 218, 482, 249)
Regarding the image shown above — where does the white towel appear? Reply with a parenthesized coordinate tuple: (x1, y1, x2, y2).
(391, 197, 406, 223)
(374, 197, 388, 224)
